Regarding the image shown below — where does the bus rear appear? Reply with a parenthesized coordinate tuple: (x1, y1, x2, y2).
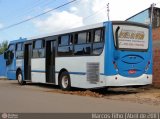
(104, 21, 152, 86)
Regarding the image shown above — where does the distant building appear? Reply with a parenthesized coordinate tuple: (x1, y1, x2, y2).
(126, 6, 160, 87)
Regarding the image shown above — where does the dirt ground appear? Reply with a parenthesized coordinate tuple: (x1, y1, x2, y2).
(46, 86, 160, 106)
(1, 80, 160, 113)
(103, 87, 160, 106)
(1, 78, 160, 106)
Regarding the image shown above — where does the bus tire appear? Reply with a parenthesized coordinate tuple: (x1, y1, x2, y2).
(59, 71, 71, 91)
(17, 71, 26, 85)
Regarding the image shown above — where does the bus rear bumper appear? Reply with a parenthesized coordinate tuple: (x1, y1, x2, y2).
(105, 74, 152, 86)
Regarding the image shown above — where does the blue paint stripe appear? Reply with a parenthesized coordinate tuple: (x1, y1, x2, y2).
(69, 72, 86, 75)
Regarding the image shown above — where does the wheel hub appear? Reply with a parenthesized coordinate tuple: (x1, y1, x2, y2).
(18, 74, 22, 82)
(62, 76, 69, 88)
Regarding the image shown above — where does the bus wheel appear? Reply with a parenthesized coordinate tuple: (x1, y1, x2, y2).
(17, 71, 26, 85)
(59, 71, 71, 91)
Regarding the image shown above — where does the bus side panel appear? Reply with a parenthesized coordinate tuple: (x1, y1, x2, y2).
(7, 58, 16, 80)
(31, 58, 46, 83)
(7, 59, 24, 80)
(55, 52, 105, 89)
(7, 71, 16, 80)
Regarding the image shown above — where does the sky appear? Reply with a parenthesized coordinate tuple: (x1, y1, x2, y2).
(0, 0, 160, 43)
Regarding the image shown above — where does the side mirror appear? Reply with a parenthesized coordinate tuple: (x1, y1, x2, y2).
(5, 50, 14, 65)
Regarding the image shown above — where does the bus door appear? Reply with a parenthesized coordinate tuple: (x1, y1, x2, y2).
(24, 43, 32, 81)
(46, 40, 56, 83)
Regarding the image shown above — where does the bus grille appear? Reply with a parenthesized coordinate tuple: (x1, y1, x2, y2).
(87, 62, 99, 84)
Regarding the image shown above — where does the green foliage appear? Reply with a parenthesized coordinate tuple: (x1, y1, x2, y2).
(0, 40, 8, 54)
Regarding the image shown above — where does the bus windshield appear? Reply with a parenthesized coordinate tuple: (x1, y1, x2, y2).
(113, 24, 149, 51)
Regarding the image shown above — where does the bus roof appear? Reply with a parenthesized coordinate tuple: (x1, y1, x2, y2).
(10, 37, 27, 44)
(12, 20, 148, 42)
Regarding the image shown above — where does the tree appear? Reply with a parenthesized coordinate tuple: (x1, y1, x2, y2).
(0, 40, 8, 54)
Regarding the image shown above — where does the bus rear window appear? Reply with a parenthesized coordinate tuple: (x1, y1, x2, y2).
(113, 24, 149, 51)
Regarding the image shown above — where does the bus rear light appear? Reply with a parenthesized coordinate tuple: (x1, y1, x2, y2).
(115, 77, 118, 80)
(147, 76, 149, 79)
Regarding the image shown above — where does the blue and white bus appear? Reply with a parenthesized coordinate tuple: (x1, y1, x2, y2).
(4, 21, 152, 90)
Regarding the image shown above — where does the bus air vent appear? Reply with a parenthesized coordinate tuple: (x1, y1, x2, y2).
(87, 62, 99, 84)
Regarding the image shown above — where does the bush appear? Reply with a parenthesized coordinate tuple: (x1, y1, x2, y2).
(0, 41, 8, 54)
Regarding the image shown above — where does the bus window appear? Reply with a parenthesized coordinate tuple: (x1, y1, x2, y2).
(59, 35, 69, 46)
(58, 34, 73, 56)
(8, 44, 15, 51)
(16, 43, 22, 51)
(32, 39, 45, 58)
(78, 32, 87, 44)
(93, 29, 104, 55)
(113, 24, 149, 51)
(16, 43, 24, 59)
(34, 40, 42, 49)
(58, 46, 73, 56)
(74, 32, 91, 55)
(39, 48, 45, 58)
(94, 29, 102, 42)
(32, 49, 39, 58)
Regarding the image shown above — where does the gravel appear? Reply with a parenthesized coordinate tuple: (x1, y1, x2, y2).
(47, 86, 160, 106)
